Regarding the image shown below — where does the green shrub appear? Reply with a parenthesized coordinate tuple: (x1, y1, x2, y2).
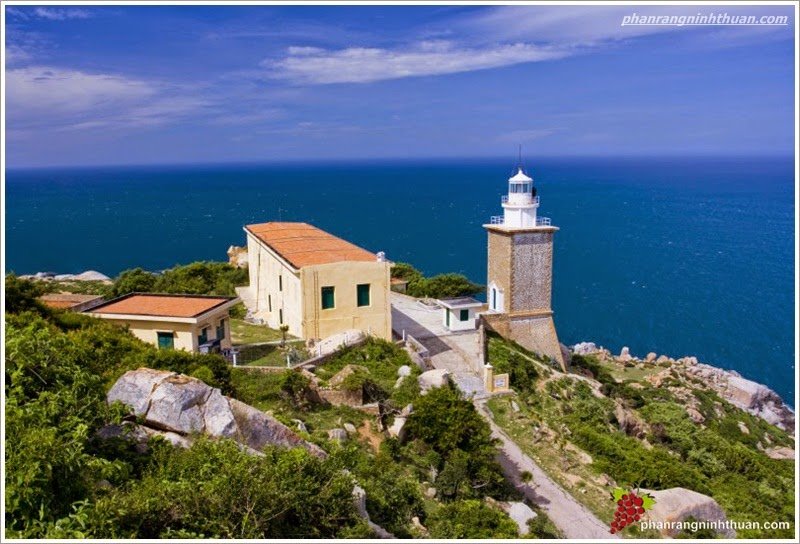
(427, 500, 518, 539)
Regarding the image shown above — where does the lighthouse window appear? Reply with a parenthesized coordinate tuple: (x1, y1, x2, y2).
(459, 309, 470, 321)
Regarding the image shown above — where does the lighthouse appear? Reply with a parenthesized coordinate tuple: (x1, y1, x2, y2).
(483, 161, 565, 370)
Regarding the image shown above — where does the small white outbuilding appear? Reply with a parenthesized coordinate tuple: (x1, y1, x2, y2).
(437, 297, 483, 332)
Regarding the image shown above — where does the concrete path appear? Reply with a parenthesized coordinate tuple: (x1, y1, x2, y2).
(476, 400, 617, 539)
(392, 293, 613, 539)
(391, 293, 485, 396)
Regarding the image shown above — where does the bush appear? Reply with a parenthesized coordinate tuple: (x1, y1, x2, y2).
(390, 263, 482, 299)
(427, 500, 518, 539)
(110, 261, 248, 298)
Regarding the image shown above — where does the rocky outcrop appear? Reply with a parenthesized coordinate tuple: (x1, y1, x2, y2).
(570, 343, 794, 433)
(227, 245, 249, 269)
(387, 404, 412, 441)
(108, 368, 325, 457)
(21, 270, 111, 282)
(614, 401, 647, 438)
(418, 369, 451, 394)
(644, 487, 735, 538)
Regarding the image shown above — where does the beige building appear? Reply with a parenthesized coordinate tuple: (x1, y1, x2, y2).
(85, 293, 239, 352)
(241, 222, 391, 341)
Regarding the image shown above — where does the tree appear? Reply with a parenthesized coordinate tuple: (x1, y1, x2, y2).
(110, 268, 157, 297)
(4, 274, 48, 315)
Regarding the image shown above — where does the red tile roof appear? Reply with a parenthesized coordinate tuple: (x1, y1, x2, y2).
(39, 294, 104, 309)
(245, 222, 377, 269)
(89, 294, 234, 318)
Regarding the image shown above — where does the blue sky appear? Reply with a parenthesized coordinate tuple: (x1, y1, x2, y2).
(4, 3, 796, 167)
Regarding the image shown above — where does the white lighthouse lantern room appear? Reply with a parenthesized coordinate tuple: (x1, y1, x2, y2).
(494, 167, 546, 228)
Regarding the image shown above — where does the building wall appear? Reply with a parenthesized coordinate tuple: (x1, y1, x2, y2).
(245, 231, 303, 336)
(96, 311, 234, 352)
(510, 230, 554, 312)
(487, 230, 512, 310)
(485, 225, 564, 369)
(443, 307, 477, 332)
(111, 319, 198, 351)
(300, 260, 391, 341)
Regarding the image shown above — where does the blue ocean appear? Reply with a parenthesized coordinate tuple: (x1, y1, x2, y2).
(5, 157, 796, 405)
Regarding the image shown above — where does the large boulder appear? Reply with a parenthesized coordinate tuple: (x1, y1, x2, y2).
(572, 342, 598, 355)
(505, 502, 537, 536)
(614, 402, 647, 438)
(418, 369, 450, 394)
(723, 376, 795, 431)
(107, 368, 325, 458)
(645, 487, 735, 538)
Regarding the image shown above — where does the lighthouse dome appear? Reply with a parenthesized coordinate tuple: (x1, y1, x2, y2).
(509, 168, 533, 183)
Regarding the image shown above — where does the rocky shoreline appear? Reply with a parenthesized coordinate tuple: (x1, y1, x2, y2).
(572, 342, 795, 436)
(19, 270, 112, 282)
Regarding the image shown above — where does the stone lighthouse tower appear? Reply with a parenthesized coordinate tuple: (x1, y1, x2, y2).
(483, 161, 565, 370)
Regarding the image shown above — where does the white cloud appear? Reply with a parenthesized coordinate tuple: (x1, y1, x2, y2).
(33, 7, 93, 21)
(458, 5, 793, 47)
(5, 66, 210, 131)
(267, 40, 568, 84)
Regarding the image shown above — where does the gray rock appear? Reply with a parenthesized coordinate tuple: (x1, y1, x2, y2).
(397, 365, 412, 378)
(645, 487, 735, 538)
(511, 400, 520, 413)
(418, 369, 450, 394)
(618, 346, 632, 362)
(343, 423, 357, 435)
(614, 402, 646, 438)
(400, 403, 414, 417)
(292, 419, 308, 433)
(74, 270, 111, 281)
(328, 428, 348, 443)
(107, 368, 325, 458)
(572, 342, 598, 355)
(411, 516, 429, 536)
(503, 502, 537, 536)
(107, 368, 176, 416)
(424, 486, 437, 499)
(229, 398, 326, 457)
(146, 374, 211, 434)
(656, 355, 671, 364)
(765, 446, 795, 460)
(737, 421, 750, 435)
(388, 416, 407, 441)
(645, 352, 657, 363)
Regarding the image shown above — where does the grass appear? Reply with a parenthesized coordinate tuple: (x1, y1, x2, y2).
(38, 279, 112, 296)
(230, 318, 292, 344)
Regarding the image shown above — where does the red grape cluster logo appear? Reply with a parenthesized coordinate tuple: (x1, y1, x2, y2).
(609, 487, 655, 534)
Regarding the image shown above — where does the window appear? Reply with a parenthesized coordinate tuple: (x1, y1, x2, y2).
(268, 295, 272, 312)
(279, 309, 283, 324)
(198, 327, 208, 345)
(278, 275, 282, 291)
(492, 288, 497, 310)
(321, 286, 335, 309)
(446, 309, 450, 327)
(157, 331, 174, 350)
(216, 319, 225, 340)
(357, 283, 370, 307)
(460, 309, 470, 322)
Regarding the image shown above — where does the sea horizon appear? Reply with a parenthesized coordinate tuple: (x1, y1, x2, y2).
(5, 155, 795, 407)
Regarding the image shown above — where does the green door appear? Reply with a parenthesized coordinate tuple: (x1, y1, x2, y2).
(157, 332, 174, 350)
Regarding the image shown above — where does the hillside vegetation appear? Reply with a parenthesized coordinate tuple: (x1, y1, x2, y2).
(485, 333, 795, 538)
(4, 276, 557, 539)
